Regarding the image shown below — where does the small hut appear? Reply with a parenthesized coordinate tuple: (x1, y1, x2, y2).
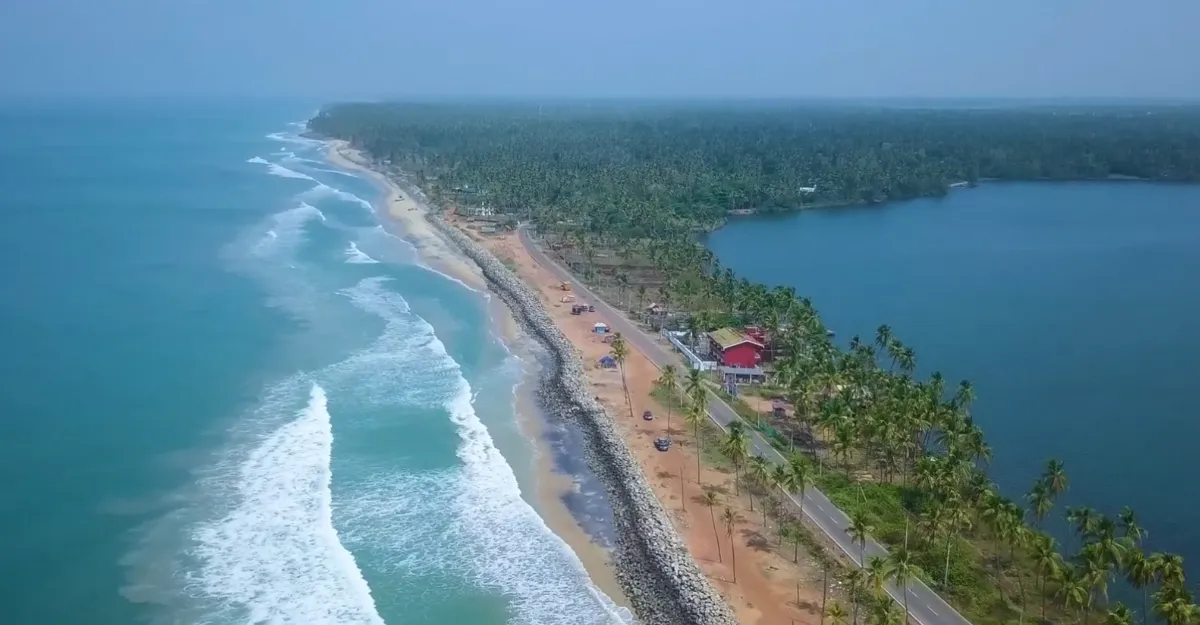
(599, 355, 617, 369)
(593, 322, 610, 335)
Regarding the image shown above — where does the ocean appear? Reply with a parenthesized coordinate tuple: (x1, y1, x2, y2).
(0, 101, 628, 625)
(705, 181, 1200, 580)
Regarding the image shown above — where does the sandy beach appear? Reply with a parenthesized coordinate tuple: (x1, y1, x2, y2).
(324, 141, 490, 290)
(324, 140, 630, 609)
(456, 222, 832, 625)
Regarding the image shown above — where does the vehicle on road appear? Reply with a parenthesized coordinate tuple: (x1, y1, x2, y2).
(642, 410, 653, 420)
(653, 437, 671, 451)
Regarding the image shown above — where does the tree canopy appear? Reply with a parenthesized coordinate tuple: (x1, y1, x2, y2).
(310, 102, 1200, 625)
(310, 101, 1200, 226)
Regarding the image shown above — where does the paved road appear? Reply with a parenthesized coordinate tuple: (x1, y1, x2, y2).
(517, 225, 971, 625)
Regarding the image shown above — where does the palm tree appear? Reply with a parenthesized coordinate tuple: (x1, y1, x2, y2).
(1119, 506, 1147, 546)
(821, 558, 832, 624)
(680, 453, 687, 512)
(1156, 553, 1185, 588)
(1070, 506, 1102, 545)
(787, 521, 807, 563)
(656, 364, 678, 434)
(888, 546, 916, 620)
(682, 396, 705, 482)
(1124, 550, 1158, 625)
(1043, 459, 1069, 497)
(843, 568, 866, 625)
(847, 510, 874, 568)
(1153, 582, 1197, 625)
(778, 522, 796, 562)
(1106, 603, 1134, 625)
(747, 454, 771, 514)
(610, 333, 632, 419)
(874, 325, 892, 360)
(952, 379, 975, 414)
(723, 506, 739, 582)
(1058, 572, 1090, 625)
(702, 490, 722, 563)
(1080, 544, 1114, 620)
(1032, 534, 1064, 620)
(771, 464, 794, 540)
(869, 597, 902, 625)
(826, 601, 849, 625)
(789, 453, 812, 520)
(940, 499, 972, 590)
(1027, 480, 1054, 528)
(685, 365, 705, 405)
(865, 556, 892, 602)
(721, 423, 750, 495)
(1092, 518, 1128, 570)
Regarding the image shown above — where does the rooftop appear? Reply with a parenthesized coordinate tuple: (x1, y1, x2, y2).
(708, 327, 764, 350)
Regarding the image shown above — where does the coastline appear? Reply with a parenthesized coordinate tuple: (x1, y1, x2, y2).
(423, 208, 740, 625)
(323, 140, 631, 610)
(324, 140, 487, 292)
(716, 175, 1167, 229)
(319, 137, 739, 624)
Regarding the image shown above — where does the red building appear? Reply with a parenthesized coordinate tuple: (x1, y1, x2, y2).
(707, 327, 764, 368)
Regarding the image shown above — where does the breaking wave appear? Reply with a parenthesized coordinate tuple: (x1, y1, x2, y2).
(344, 242, 380, 264)
(332, 277, 633, 625)
(246, 156, 317, 181)
(189, 383, 386, 625)
(300, 183, 373, 211)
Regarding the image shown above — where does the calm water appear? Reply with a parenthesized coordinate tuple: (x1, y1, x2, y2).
(0, 101, 626, 625)
(707, 182, 1200, 573)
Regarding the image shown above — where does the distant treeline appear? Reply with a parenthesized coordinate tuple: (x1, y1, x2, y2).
(309, 102, 1200, 224)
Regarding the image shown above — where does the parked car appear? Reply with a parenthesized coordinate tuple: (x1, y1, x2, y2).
(654, 437, 671, 452)
(642, 410, 653, 421)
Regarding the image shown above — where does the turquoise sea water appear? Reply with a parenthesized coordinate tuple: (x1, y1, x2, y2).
(0, 102, 627, 625)
(706, 181, 1200, 578)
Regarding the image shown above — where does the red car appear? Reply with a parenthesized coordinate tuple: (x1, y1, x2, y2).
(642, 410, 653, 421)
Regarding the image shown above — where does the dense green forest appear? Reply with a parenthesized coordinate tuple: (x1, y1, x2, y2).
(310, 102, 1200, 625)
(310, 102, 1200, 226)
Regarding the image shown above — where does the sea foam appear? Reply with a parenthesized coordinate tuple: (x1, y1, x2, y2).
(247, 156, 317, 181)
(344, 242, 380, 264)
(332, 277, 632, 625)
(190, 383, 386, 625)
(251, 202, 325, 257)
(301, 183, 373, 211)
(266, 131, 324, 147)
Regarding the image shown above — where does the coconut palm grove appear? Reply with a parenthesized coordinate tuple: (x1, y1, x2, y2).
(309, 102, 1200, 625)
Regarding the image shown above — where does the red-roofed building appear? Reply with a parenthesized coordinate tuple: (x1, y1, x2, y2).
(707, 327, 764, 369)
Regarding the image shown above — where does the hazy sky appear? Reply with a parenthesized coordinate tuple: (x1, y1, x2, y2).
(2, 0, 1198, 99)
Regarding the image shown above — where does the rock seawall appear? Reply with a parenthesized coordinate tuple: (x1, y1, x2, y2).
(425, 213, 739, 625)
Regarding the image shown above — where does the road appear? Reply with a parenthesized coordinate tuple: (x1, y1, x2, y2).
(517, 225, 971, 625)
